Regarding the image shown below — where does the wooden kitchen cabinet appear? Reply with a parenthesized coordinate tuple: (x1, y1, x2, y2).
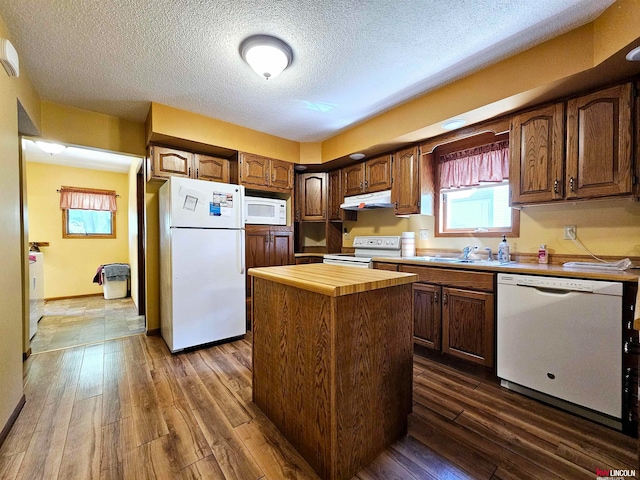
(413, 283, 441, 351)
(148, 145, 193, 180)
(510, 82, 634, 205)
(239, 152, 294, 192)
(566, 82, 633, 199)
(245, 225, 294, 322)
(442, 287, 494, 367)
(194, 154, 229, 183)
(392, 146, 420, 215)
(148, 145, 231, 184)
(342, 155, 392, 196)
(400, 265, 495, 368)
(366, 155, 393, 192)
(343, 163, 366, 197)
(295, 172, 327, 221)
(328, 169, 356, 221)
(510, 103, 565, 204)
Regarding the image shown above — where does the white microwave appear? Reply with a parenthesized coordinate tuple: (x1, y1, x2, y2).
(244, 196, 287, 225)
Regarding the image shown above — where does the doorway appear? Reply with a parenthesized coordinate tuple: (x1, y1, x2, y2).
(21, 138, 147, 355)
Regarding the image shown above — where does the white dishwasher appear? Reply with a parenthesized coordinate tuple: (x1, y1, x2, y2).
(497, 273, 622, 428)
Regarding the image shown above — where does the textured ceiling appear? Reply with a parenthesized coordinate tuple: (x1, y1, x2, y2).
(0, 0, 615, 142)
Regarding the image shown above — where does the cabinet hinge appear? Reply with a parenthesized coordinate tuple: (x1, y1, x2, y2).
(633, 175, 638, 185)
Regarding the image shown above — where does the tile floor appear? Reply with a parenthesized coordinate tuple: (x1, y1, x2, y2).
(30, 295, 145, 354)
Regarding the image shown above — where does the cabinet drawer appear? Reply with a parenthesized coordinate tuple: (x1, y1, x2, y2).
(373, 262, 399, 271)
(399, 265, 494, 292)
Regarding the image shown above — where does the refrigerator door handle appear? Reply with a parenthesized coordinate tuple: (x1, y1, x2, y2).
(238, 229, 245, 275)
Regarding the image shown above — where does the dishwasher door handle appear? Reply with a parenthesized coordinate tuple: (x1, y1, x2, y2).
(515, 284, 582, 295)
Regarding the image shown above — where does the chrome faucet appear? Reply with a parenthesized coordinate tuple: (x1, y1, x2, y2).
(485, 247, 494, 261)
(461, 246, 477, 260)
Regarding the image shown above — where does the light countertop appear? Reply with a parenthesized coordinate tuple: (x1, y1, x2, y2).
(374, 257, 640, 282)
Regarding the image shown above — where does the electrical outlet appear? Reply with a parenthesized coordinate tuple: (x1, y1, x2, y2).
(564, 225, 576, 240)
(419, 229, 429, 240)
(343, 228, 350, 240)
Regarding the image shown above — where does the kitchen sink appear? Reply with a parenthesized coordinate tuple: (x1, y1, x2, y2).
(403, 256, 502, 265)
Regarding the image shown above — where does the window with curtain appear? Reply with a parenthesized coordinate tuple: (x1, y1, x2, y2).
(435, 138, 519, 236)
(59, 186, 117, 238)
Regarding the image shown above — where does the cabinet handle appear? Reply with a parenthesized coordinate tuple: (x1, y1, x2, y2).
(443, 293, 448, 305)
(364, 180, 368, 189)
(569, 177, 574, 192)
(553, 179, 558, 193)
(265, 172, 269, 182)
(196, 168, 199, 178)
(434, 292, 438, 304)
(265, 234, 269, 245)
(188, 167, 191, 176)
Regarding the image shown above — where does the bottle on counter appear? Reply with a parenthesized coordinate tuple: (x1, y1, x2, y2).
(498, 235, 510, 262)
(538, 244, 548, 264)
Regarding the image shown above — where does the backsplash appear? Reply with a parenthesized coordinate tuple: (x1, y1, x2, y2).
(342, 198, 640, 257)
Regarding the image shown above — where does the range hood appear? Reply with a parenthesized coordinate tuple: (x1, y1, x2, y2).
(340, 190, 395, 210)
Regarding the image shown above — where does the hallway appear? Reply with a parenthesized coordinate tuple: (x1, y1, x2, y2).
(30, 296, 145, 354)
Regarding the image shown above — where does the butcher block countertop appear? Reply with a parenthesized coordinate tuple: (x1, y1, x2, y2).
(248, 263, 417, 297)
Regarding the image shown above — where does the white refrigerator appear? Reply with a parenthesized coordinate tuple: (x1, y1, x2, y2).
(159, 176, 246, 352)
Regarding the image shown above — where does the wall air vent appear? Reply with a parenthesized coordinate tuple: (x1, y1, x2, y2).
(0, 39, 19, 77)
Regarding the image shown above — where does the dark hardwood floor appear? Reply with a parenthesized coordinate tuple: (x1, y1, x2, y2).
(0, 333, 636, 479)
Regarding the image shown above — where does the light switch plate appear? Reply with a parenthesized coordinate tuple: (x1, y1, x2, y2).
(419, 229, 429, 240)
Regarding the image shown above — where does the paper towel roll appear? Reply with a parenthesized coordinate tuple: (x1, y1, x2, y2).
(401, 232, 415, 257)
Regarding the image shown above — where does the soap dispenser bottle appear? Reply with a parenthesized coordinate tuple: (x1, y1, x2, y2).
(498, 235, 510, 262)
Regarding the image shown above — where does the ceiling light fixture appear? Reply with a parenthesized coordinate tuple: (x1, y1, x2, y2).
(240, 35, 292, 80)
(35, 140, 67, 155)
(349, 153, 365, 160)
(626, 46, 640, 61)
(442, 119, 466, 130)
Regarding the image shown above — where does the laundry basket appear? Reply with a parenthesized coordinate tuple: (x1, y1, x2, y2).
(102, 264, 129, 299)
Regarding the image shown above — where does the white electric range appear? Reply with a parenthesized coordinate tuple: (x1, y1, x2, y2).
(323, 235, 402, 268)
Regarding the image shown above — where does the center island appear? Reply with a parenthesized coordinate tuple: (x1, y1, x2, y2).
(248, 263, 418, 480)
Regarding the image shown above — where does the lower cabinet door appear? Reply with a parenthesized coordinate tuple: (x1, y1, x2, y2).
(413, 283, 442, 351)
(442, 287, 494, 367)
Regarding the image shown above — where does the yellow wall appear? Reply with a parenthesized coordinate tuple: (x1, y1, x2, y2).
(343, 199, 640, 258)
(149, 103, 301, 163)
(26, 162, 130, 298)
(0, 12, 41, 438)
(41, 101, 146, 156)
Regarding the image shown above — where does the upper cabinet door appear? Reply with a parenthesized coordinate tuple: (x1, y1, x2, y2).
(392, 147, 420, 215)
(566, 83, 633, 199)
(343, 164, 365, 197)
(240, 153, 270, 188)
(151, 146, 192, 180)
(194, 154, 229, 183)
(510, 103, 565, 205)
(365, 155, 392, 192)
(270, 159, 294, 190)
(328, 170, 342, 220)
(297, 172, 327, 221)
